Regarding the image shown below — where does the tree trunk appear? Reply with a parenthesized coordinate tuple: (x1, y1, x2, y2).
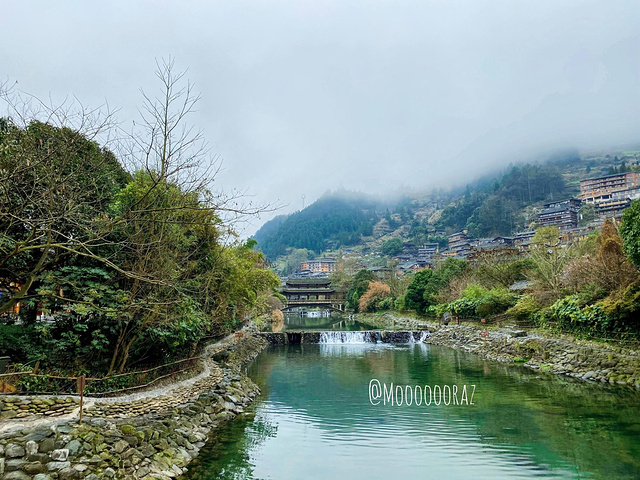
(107, 326, 127, 376)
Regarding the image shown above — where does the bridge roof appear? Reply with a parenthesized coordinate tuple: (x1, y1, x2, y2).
(281, 288, 335, 294)
(285, 278, 332, 286)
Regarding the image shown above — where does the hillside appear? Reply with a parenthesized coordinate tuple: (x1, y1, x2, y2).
(253, 149, 640, 267)
(253, 191, 391, 259)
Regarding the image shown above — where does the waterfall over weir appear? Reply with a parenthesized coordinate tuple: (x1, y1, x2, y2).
(412, 331, 430, 343)
(259, 330, 430, 345)
(318, 331, 380, 344)
(318, 330, 431, 344)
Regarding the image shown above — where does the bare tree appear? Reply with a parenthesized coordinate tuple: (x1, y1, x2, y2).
(97, 58, 281, 372)
(119, 57, 278, 230)
(528, 227, 571, 301)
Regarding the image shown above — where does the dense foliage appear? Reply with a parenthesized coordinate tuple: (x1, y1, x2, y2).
(346, 269, 378, 311)
(404, 270, 435, 314)
(620, 200, 640, 270)
(381, 238, 403, 256)
(0, 120, 131, 316)
(358, 281, 392, 312)
(442, 285, 518, 318)
(436, 164, 567, 236)
(403, 258, 469, 314)
(0, 117, 279, 376)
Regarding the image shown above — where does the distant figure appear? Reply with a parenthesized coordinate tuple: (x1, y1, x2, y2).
(442, 312, 451, 326)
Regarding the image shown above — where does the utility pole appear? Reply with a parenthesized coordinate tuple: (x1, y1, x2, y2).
(301, 194, 306, 209)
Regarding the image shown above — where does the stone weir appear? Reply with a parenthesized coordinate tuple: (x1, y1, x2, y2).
(259, 330, 430, 345)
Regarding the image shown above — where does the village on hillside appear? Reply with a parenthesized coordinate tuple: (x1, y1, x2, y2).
(289, 170, 640, 281)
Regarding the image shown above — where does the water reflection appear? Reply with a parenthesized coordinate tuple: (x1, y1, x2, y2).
(266, 311, 381, 332)
(184, 344, 640, 480)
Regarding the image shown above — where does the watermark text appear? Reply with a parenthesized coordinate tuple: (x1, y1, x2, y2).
(368, 380, 476, 406)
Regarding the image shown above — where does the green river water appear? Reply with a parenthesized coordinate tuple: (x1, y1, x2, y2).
(183, 341, 640, 480)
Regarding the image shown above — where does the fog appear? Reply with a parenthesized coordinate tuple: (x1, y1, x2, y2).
(2, 0, 639, 233)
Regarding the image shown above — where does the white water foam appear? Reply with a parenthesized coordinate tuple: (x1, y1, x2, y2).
(318, 331, 373, 344)
(410, 331, 430, 343)
(318, 330, 429, 344)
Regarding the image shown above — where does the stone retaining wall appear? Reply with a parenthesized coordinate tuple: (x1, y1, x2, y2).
(0, 341, 241, 424)
(356, 312, 640, 388)
(426, 324, 640, 387)
(0, 333, 268, 480)
(84, 365, 223, 419)
(1, 399, 79, 421)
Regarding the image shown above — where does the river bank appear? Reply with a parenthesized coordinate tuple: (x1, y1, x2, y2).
(180, 327, 640, 480)
(0, 331, 268, 480)
(359, 312, 640, 388)
(4, 315, 640, 479)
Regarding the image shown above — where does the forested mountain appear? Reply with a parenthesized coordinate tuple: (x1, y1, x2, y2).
(436, 163, 570, 237)
(253, 192, 386, 258)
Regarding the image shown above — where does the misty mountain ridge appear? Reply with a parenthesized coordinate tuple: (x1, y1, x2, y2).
(253, 149, 640, 262)
(252, 191, 393, 258)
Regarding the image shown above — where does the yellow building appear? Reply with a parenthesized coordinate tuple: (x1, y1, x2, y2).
(300, 259, 338, 273)
(580, 172, 640, 216)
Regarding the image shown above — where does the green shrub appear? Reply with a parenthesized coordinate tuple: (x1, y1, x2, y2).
(455, 285, 518, 317)
(378, 297, 395, 310)
(430, 303, 451, 317)
(599, 281, 640, 322)
(477, 287, 518, 316)
(462, 284, 488, 301)
(535, 291, 640, 338)
(0, 323, 44, 364)
(506, 295, 541, 321)
(253, 315, 270, 331)
(437, 285, 517, 319)
(448, 297, 480, 318)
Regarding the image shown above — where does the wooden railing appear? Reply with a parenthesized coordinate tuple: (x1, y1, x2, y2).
(0, 355, 203, 397)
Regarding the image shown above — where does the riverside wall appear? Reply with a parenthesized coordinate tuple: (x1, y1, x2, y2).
(0, 333, 268, 480)
(360, 312, 640, 388)
(4, 315, 639, 480)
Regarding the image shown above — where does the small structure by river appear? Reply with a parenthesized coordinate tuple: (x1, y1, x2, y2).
(280, 278, 346, 312)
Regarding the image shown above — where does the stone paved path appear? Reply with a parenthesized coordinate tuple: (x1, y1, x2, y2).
(0, 333, 238, 434)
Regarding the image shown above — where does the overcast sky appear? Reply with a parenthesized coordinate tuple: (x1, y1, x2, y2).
(2, 0, 639, 234)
